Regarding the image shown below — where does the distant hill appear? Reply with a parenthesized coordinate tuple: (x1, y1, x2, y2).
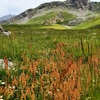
(0, 0, 100, 28)
(0, 14, 15, 21)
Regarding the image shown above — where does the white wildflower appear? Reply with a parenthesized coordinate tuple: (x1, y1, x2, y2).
(12, 86, 15, 89)
(93, 33, 96, 35)
(57, 88, 60, 92)
(0, 95, 3, 99)
(1, 82, 5, 85)
(48, 91, 52, 95)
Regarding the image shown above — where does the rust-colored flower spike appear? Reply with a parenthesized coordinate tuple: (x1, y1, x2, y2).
(12, 77, 18, 86)
(25, 87, 30, 96)
(0, 87, 4, 94)
(4, 56, 8, 69)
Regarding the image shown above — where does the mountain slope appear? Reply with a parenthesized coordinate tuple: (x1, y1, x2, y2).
(26, 11, 76, 25)
(0, 1, 69, 24)
(0, 0, 100, 26)
(74, 17, 100, 29)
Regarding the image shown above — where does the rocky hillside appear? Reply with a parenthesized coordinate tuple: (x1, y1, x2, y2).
(0, 0, 100, 25)
(90, 2, 100, 12)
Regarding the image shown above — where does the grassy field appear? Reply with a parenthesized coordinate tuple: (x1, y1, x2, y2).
(0, 25, 100, 100)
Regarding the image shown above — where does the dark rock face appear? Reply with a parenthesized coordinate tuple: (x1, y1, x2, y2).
(67, 0, 89, 5)
(66, 0, 90, 9)
(72, 0, 89, 5)
(37, 1, 68, 9)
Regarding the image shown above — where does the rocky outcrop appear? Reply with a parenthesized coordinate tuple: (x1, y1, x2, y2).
(37, 1, 68, 9)
(68, 18, 84, 26)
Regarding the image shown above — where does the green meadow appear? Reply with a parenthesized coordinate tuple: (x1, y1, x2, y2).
(0, 25, 100, 100)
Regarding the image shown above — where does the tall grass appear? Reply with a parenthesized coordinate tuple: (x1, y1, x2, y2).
(0, 25, 100, 100)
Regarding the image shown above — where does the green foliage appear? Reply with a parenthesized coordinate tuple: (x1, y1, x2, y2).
(0, 69, 7, 81)
(1, 25, 100, 61)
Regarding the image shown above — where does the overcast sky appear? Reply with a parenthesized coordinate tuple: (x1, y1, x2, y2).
(0, 0, 99, 17)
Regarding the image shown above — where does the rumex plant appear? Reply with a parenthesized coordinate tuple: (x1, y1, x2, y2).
(0, 42, 99, 100)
